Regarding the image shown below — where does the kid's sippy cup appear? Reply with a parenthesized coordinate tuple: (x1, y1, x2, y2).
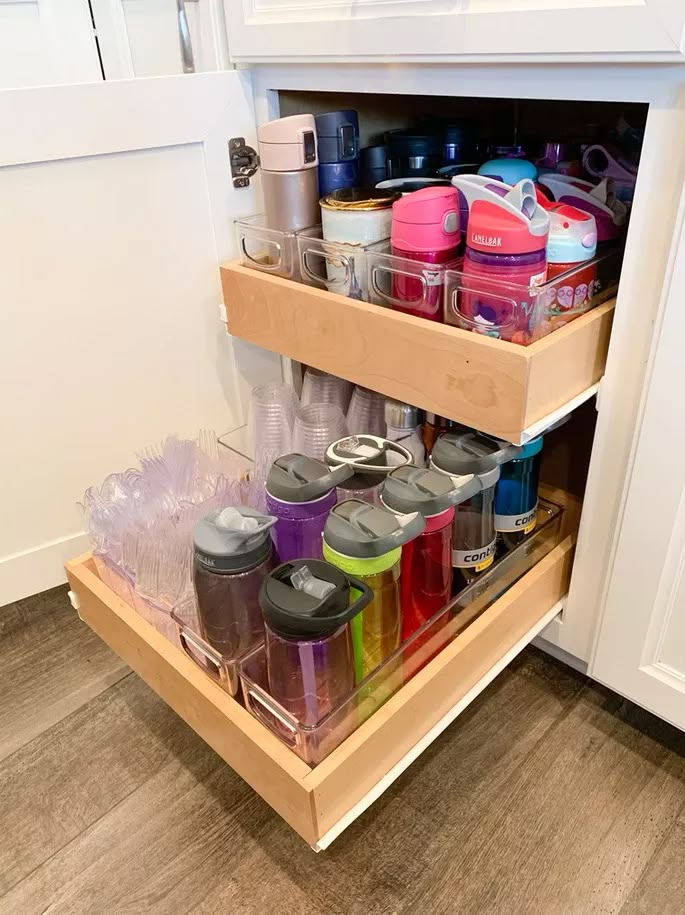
(323, 500, 425, 678)
(451, 177, 550, 343)
(544, 203, 598, 332)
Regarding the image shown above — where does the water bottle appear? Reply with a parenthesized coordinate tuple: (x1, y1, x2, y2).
(259, 559, 373, 725)
(390, 186, 461, 321)
(380, 466, 479, 640)
(430, 431, 521, 593)
(326, 434, 414, 505)
(451, 177, 550, 343)
(315, 110, 360, 196)
(265, 454, 353, 563)
(323, 500, 425, 678)
(192, 506, 277, 660)
(257, 114, 320, 233)
(495, 435, 544, 549)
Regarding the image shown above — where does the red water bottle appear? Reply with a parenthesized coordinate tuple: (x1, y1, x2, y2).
(380, 465, 478, 640)
(390, 186, 461, 321)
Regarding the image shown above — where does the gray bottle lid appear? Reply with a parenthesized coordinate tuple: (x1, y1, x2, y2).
(193, 507, 277, 573)
(325, 435, 413, 474)
(430, 431, 522, 476)
(381, 466, 483, 517)
(323, 499, 425, 558)
(266, 454, 353, 503)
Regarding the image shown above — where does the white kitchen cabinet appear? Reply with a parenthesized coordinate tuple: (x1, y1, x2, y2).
(5, 44, 685, 843)
(222, 0, 685, 64)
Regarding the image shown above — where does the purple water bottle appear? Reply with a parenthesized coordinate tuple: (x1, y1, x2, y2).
(265, 454, 353, 563)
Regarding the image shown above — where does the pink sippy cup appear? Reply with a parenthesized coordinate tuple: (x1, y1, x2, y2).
(389, 186, 461, 321)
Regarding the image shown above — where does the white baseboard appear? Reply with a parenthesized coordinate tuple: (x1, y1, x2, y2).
(0, 532, 90, 607)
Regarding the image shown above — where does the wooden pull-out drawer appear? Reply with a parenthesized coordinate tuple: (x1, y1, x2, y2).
(66, 528, 574, 850)
(220, 261, 614, 444)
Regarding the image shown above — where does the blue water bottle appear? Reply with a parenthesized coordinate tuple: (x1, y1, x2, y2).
(494, 436, 543, 548)
(315, 110, 360, 196)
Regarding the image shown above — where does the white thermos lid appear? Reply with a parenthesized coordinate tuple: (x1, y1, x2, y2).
(257, 114, 318, 172)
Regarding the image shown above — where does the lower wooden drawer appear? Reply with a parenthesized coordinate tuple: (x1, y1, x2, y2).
(65, 530, 574, 849)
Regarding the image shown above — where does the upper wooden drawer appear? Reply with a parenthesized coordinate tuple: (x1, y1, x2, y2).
(220, 261, 614, 444)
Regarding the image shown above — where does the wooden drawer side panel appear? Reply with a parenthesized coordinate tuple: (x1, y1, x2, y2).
(65, 556, 318, 845)
(306, 538, 575, 836)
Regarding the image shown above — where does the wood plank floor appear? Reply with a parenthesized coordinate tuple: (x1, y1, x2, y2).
(2, 586, 684, 915)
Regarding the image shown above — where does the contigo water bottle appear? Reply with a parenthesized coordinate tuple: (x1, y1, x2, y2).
(451, 177, 550, 343)
(265, 454, 353, 563)
(389, 186, 461, 321)
(192, 506, 277, 666)
(430, 431, 521, 592)
(326, 434, 413, 505)
(380, 466, 477, 640)
(259, 559, 373, 725)
(257, 114, 320, 233)
(323, 500, 425, 678)
(495, 435, 543, 549)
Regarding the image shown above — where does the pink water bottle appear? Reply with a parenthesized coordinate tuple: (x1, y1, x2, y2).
(390, 186, 460, 321)
(452, 177, 550, 343)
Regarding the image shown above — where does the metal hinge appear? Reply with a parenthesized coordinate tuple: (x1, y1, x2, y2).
(229, 137, 260, 188)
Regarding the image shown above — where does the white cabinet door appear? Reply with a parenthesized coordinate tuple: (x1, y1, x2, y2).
(0, 0, 102, 88)
(591, 198, 685, 730)
(91, 0, 229, 78)
(223, 0, 685, 63)
(0, 72, 279, 605)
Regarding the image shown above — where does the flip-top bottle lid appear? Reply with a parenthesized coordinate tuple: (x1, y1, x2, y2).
(326, 435, 413, 475)
(257, 114, 318, 172)
(323, 499, 425, 558)
(266, 454, 352, 503)
(193, 506, 276, 573)
(452, 176, 549, 255)
(381, 466, 481, 517)
(431, 431, 522, 476)
(315, 110, 359, 138)
(391, 186, 460, 253)
(547, 203, 597, 264)
(259, 559, 373, 640)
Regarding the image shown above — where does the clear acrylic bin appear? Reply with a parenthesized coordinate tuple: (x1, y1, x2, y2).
(239, 498, 563, 764)
(366, 242, 463, 321)
(297, 226, 387, 301)
(235, 214, 313, 281)
(443, 246, 622, 345)
(171, 597, 260, 697)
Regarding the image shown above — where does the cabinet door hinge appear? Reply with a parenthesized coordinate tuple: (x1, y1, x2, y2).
(229, 138, 259, 188)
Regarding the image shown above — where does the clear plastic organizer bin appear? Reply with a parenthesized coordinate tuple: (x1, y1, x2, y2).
(366, 242, 463, 321)
(235, 214, 314, 281)
(297, 226, 387, 301)
(171, 597, 259, 698)
(239, 498, 563, 765)
(443, 246, 622, 345)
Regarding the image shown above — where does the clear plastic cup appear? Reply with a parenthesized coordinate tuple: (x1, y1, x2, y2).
(292, 403, 349, 462)
(249, 383, 298, 478)
(346, 386, 387, 436)
(300, 367, 353, 413)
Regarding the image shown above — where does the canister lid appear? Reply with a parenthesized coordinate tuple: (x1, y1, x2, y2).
(314, 110, 359, 138)
(323, 499, 425, 558)
(193, 506, 277, 573)
(326, 435, 413, 474)
(384, 400, 421, 431)
(257, 114, 318, 172)
(431, 431, 522, 475)
(381, 466, 481, 517)
(320, 187, 401, 211)
(266, 454, 352, 503)
(259, 559, 372, 639)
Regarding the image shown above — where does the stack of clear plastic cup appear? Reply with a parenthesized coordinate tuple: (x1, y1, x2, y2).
(249, 382, 298, 479)
(300, 367, 353, 413)
(346, 386, 387, 436)
(292, 403, 349, 462)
